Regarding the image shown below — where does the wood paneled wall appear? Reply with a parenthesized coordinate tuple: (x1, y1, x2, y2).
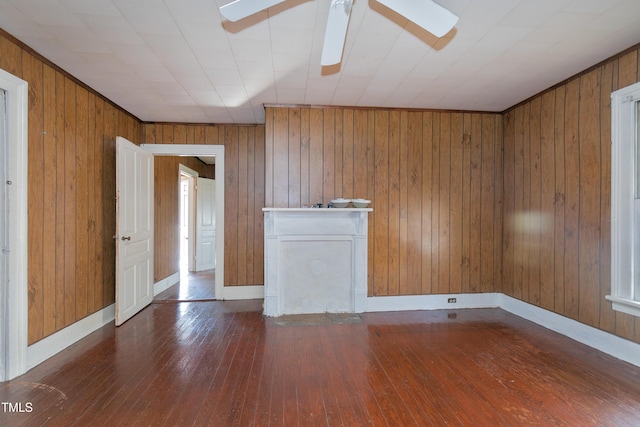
(264, 107, 503, 296)
(153, 156, 212, 281)
(502, 46, 640, 344)
(142, 124, 265, 287)
(0, 30, 142, 344)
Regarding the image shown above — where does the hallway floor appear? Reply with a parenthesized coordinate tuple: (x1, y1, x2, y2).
(153, 269, 216, 302)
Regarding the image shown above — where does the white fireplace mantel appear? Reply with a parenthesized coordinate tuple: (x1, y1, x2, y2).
(263, 208, 372, 316)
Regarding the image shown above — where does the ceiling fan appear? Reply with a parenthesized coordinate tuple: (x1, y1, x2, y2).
(219, 0, 458, 66)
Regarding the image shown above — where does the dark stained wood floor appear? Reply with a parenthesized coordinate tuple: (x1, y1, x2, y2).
(154, 270, 216, 302)
(2, 303, 640, 426)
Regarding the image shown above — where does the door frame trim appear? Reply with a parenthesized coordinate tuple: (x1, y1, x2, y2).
(142, 144, 225, 300)
(0, 68, 28, 381)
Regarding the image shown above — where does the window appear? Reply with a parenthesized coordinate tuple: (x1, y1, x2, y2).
(608, 81, 640, 317)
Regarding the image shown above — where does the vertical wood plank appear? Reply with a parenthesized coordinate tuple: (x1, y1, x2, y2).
(398, 111, 409, 294)
(521, 103, 531, 301)
(246, 128, 256, 284)
(430, 112, 440, 294)
(366, 111, 377, 296)
(501, 111, 515, 296)
(173, 124, 187, 145)
(102, 104, 118, 306)
(309, 109, 324, 206)
(299, 108, 310, 207)
(461, 114, 472, 293)
(492, 115, 503, 290)
(578, 70, 602, 328)
(24, 52, 44, 344)
(554, 86, 567, 315)
(42, 64, 57, 337)
(406, 112, 422, 295)
(195, 125, 206, 145)
(449, 113, 463, 294)
(599, 60, 616, 334)
(254, 126, 266, 283)
(470, 114, 483, 293)
(421, 112, 433, 294)
(93, 97, 105, 311)
(237, 127, 249, 285)
(387, 111, 400, 295)
(564, 78, 580, 320)
(539, 91, 556, 311)
(63, 76, 77, 327)
(54, 70, 66, 328)
(288, 108, 301, 207)
(225, 127, 239, 286)
(323, 110, 335, 206)
(205, 125, 219, 145)
(342, 109, 354, 198)
(373, 111, 389, 295)
(264, 108, 274, 207)
(438, 113, 451, 293)
(334, 109, 344, 199)
(86, 91, 97, 313)
(528, 98, 542, 304)
(353, 110, 368, 199)
(273, 108, 289, 207)
(75, 86, 89, 319)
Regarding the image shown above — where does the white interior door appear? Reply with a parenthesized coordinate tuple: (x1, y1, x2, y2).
(196, 177, 216, 271)
(116, 137, 154, 326)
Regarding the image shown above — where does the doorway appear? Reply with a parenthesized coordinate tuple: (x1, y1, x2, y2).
(156, 163, 217, 301)
(141, 144, 225, 302)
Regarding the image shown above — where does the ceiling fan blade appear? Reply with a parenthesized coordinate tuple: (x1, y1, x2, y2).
(219, 0, 286, 22)
(376, 0, 458, 37)
(321, 0, 353, 66)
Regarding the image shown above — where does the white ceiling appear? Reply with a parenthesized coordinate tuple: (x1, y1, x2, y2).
(1, 0, 639, 124)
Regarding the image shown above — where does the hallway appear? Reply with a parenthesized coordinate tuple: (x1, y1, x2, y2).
(154, 270, 216, 302)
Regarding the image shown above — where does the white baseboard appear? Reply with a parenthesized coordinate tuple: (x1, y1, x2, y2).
(366, 293, 500, 312)
(23, 291, 640, 374)
(222, 285, 264, 300)
(27, 304, 115, 371)
(499, 294, 640, 368)
(154, 272, 180, 296)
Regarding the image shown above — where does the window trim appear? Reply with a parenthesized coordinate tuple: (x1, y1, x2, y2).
(607, 81, 640, 317)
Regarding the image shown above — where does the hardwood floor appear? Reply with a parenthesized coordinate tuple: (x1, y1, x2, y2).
(2, 303, 640, 426)
(154, 270, 216, 302)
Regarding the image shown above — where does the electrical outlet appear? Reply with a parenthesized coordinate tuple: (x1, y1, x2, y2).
(447, 298, 457, 303)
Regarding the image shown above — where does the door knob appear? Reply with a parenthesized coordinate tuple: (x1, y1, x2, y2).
(121, 236, 131, 241)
